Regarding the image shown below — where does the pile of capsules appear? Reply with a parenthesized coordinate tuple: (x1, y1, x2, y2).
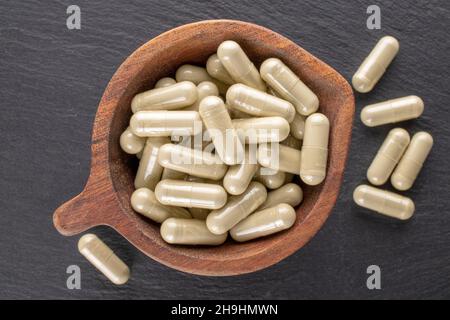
(119, 40, 330, 246)
(351, 36, 433, 220)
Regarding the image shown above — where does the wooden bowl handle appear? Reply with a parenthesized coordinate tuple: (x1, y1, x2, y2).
(53, 177, 120, 236)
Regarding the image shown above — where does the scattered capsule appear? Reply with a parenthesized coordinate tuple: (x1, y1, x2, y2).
(260, 58, 319, 116)
(206, 54, 235, 85)
(300, 113, 330, 185)
(290, 113, 305, 140)
(175, 64, 228, 95)
(232, 116, 290, 144)
(226, 84, 296, 122)
(258, 144, 302, 175)
(207, 182, 267, 235)
(120, 126, 146, 154)
(217, 40, 266, 91)
(223, 149, 260, 195)
(154, 77, 176, 89)
(131, 188, 191, 223)
(361, 95, 424, 127)
(353, 184, 415, 220)
(259, 183, 303, 210)
(281, 135, 302, 150)
(130, 110, 202, 137)
(78, 234, 130, 285)
(199, 96, 244, 165)
(155, 179, 227, 209)
(391, 132, 433, 191)
(367, 128, 410, 186)
(230, 204, 296, 242)
(183, 81, 219, 112)
(135, 137, 169, 190)
(352, 36, 400, 93)
(254, 168, 286, 189)
(131, 81, 198, 113)
(160, 218, 227, 245)
(158, 143, 227, 180)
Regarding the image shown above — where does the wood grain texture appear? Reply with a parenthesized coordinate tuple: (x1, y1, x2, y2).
(53, 20, 355, 276)
(1, 0, 449, 299)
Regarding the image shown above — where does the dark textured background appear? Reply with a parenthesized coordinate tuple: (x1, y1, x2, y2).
(1, 0, 449, 299)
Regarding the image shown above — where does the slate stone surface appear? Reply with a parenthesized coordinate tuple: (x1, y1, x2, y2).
(0, 0, 449, 299)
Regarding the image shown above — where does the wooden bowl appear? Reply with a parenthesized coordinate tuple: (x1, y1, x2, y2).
(53, 20, 354, 276)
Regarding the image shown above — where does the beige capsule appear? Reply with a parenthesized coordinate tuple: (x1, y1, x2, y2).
(300, 113, 330, 185)
(223, 149, 260, 195)
(206, 181, 267, 234)
(161, 218, 227, 245)
(254, 168, 286, 189)
(367, 128, 410, 186)
(182, 176, 218, 220)
(259, 183, 303, 210)
(175, 64, 228, 95)
(158, 143, 227, 180)
(183, 81, 219, 112)
(135, 137, 169, 190)
(78, 234, 130, 285)
(155, 179, 227, 209)
(175, 64, 214, 85)
(361, 95, 424, 127)
(131, 188, 191, 223)
(199, 96, 244, 165)
(352, 36, 399, 93)
(281, 135, 302, 150)
(154, 77, 176, 88)
(290, 113, 306, 140)
(391, 131, 433, 191)
(226, 84, 296, 123)
(260, 58, 319, 116)
(230, 203, 296, 242)
(130, 110, 202, 137)
(120, 126, 146, 154)
(206, 54, 235, 85)
(175, 64, 214, 84)
(258, 144, 302, 175)
(217, 40, 266, 91)
(232, 117, 290, 143)
(353, 184, 415, 220)
(136, 149, 143, 159)
(131, 81, 197, 113)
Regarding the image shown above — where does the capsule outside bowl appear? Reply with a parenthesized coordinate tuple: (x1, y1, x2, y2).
(53, 20, 355, 276)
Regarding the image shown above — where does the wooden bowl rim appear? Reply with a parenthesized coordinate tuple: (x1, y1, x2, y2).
(53, 19, 355, 276)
